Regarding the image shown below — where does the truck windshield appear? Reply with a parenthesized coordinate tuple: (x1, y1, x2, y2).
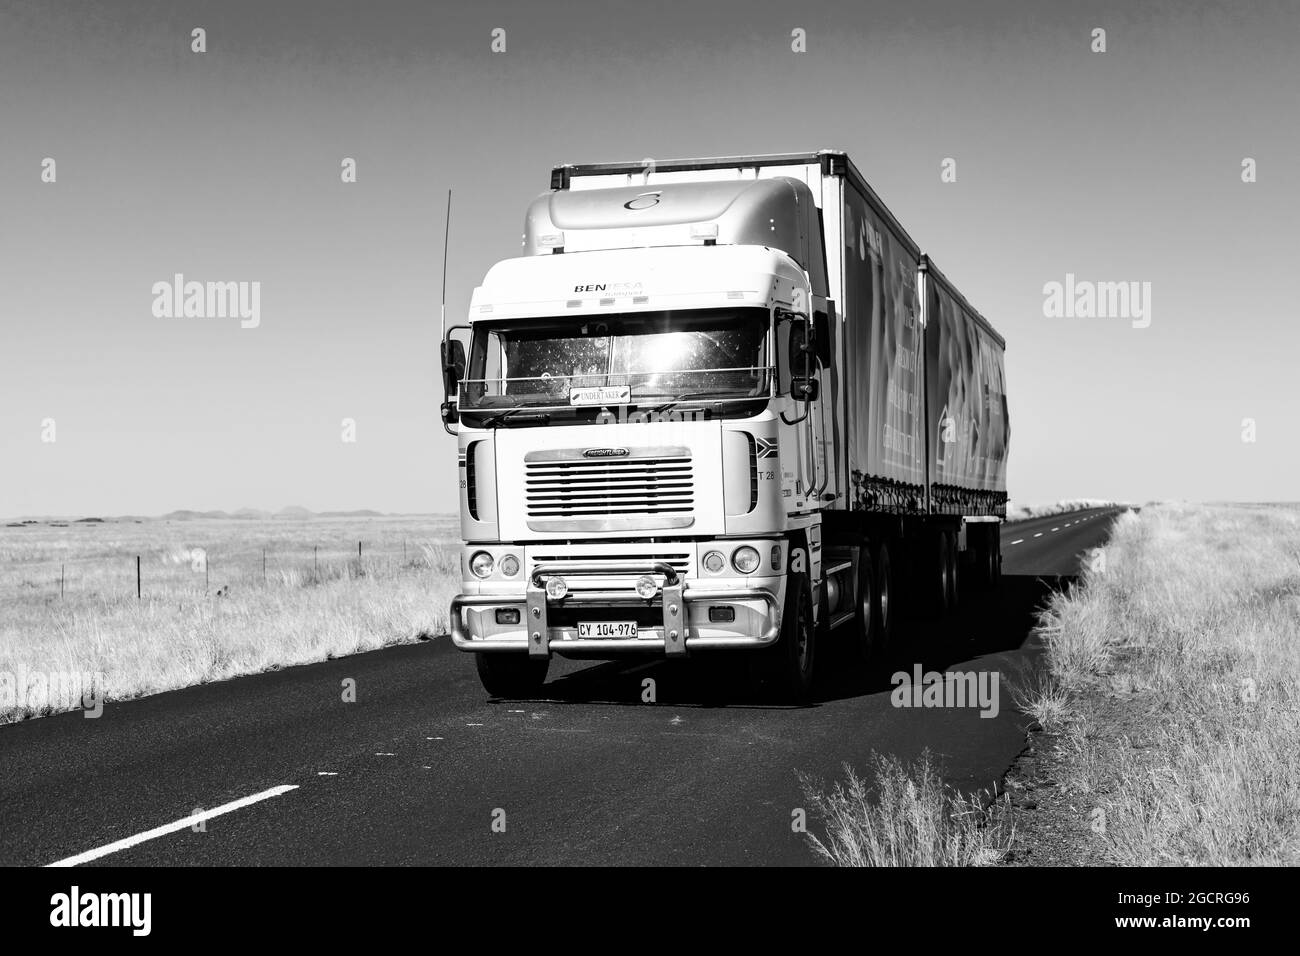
(460, 307, 771, 409)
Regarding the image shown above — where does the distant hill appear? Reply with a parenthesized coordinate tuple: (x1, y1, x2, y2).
(232, 508, 273, 520)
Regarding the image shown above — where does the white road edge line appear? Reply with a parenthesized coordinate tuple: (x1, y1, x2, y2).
(1010, 539, 1024, 545)
(46, 785, 299, 868)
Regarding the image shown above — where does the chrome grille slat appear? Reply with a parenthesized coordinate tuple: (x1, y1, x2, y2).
(524, 447, 695, 526)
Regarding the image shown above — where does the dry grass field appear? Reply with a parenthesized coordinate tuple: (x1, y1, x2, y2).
(0, 515, 461, 723)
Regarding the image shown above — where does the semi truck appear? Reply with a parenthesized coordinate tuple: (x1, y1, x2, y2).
(441, 150, 1010, 700)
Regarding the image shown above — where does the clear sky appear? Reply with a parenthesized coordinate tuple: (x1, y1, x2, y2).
(2, 0, 1297, 517)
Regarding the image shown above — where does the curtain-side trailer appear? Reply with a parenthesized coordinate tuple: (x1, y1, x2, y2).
(441, 149, 1009, 700)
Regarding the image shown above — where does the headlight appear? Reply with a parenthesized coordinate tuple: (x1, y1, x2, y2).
(469, 551, 495, 578)
(702, 550, 726, 574)
(635, 575, 658, 599)
(732, 546, 761, 574)
(499, 554, 520, 577)
(545, 575, 568, 600)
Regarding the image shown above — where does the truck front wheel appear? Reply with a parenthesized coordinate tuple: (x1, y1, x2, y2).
(474, 653, 549, 699)
(758, 572, 816, 702)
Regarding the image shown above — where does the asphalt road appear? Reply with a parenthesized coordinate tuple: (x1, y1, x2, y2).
(0, 507, 1126, 867)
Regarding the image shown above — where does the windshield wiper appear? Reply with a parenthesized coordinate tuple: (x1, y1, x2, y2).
(477, 408, 552, 428)
(640, 390, 737, 417)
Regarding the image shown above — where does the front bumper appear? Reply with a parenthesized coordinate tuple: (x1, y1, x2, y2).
(450, 561, 782, 657)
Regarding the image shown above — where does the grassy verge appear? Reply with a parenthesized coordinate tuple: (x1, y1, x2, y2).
(0, 517, 459, 723)
(801, 503, 1300, 866)
(800, 752, 1013, 866)
(1014, 503, 1300, 865)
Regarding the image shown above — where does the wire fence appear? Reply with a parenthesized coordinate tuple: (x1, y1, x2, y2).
(3, 538, 462, 603)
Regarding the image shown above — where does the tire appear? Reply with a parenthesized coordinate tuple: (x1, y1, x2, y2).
(945, 530, 960, 609)
(988, 528, 1002, 589)
(934, 530, 953, 615)
(875, 538, 896, 654)
(761, 572, 816, 702)
(474, 653, 549, 698)
(852, 544, 879, 667)
(974, 525, 999, 591)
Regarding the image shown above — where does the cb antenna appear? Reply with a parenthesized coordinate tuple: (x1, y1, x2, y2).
(440, 189, 452, 339)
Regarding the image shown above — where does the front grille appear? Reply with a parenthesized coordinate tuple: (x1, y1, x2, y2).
(524, 447, 694, 531)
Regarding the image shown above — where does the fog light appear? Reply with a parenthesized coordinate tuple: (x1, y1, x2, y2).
(635, 575, 658, 599)
(495, 608, 520, 625)
(544, 576, 568, 600)
(708, 606, 735, 623)
(732, 546, 761, 574)
(702, 550, 726, 574)
(499, 554, 520, 577)
(470, 551, 494, 578)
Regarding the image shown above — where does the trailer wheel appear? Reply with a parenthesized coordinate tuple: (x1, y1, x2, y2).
(934, 530, 954, 615)
(759, 572, 816, 702)
(989, 533, 1002, 589)
(946, 531, 960, 609)
(853, 545, 879, 666)
(875, 539, 895, 651)
(474, 653, 549, 699)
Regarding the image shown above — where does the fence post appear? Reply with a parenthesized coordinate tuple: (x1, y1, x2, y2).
(60, 563, 65, 599)
(136, 555, 141, 600)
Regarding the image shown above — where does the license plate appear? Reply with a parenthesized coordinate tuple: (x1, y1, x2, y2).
(578, 621, 638, 639)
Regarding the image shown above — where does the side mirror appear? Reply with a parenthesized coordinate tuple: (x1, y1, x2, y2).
(813, 303, 833, 366)
(441, 337, 466, 395)
(440, 327, 469, 431)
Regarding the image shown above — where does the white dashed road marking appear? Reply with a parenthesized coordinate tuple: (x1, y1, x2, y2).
(1010, 539, 1024, 545)
(1034, 533, 1043, 538)
(46, 785, 299, 867)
